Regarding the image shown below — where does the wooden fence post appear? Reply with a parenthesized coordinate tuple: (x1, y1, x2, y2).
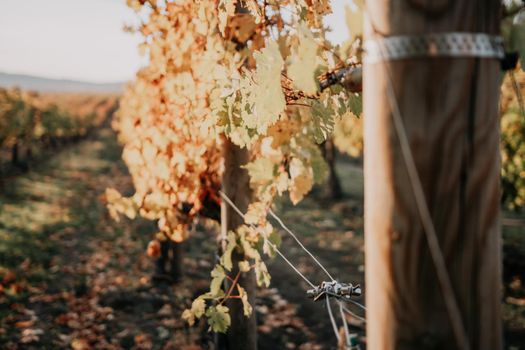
(363, 1, 503, 349)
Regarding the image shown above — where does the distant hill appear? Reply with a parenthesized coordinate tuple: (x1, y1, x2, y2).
(0, 72, 124, 93)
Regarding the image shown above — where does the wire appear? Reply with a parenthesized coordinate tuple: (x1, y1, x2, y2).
(219, 191, 315, 288)
(340, 304, 366, 323)
(219, 190, 248, 220)
(326, 294, 341, 343)
(324, 291, 366, 311)
(338, 301, 352, 347)
(264, 238, 315, 288)
(269, 207, 367, 331)
(220, 191, 364, 346)
(345, 298, 367, 311)
(268, 208, 336, 282)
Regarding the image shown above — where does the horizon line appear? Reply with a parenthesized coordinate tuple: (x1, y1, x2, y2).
(0, 70, 132, 85)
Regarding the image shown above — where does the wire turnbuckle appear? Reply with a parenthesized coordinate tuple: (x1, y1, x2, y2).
(307, 281, 362, 302)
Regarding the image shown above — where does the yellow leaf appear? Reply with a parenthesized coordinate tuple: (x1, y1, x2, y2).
(244, 202, 267, 224)
(288, 23, 318, 94)
(251, 40, 286, 133)
(289, 158, 313, 204)
(237, 285, 253, 316)
(345, 1, 364, 40)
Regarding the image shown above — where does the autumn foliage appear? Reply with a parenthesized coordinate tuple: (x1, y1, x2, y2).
(109, 0, 363, 331)
(0, 88, 117, 167)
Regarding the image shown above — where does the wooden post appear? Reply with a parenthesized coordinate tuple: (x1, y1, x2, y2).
(363, 1, 502, 349)
(221, 138, 257, 350)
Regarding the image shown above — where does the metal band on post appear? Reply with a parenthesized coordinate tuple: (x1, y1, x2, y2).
(364, 32, 504, 64)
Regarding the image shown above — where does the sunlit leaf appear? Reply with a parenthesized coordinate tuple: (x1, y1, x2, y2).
(236, 285, 253, 316)
(288, 23, 319, 94)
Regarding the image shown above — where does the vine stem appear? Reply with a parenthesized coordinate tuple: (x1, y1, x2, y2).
(287, 102, 311, 107)
(219, 271, 241, 305)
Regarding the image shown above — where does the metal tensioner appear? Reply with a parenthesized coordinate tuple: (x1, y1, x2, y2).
(307, 281, 362, 302)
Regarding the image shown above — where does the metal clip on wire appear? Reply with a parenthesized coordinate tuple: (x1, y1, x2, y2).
(307, 281, 362, 302)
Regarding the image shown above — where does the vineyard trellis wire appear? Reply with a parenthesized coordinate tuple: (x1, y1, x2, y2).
(219, 190, 365, 348)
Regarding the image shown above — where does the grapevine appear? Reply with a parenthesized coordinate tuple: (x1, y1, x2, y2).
(110, 0, 364, 331)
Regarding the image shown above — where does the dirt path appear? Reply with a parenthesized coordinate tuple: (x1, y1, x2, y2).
(0, 125, 523, 349)
(0, 127, 206, 349)
(0, 127, 327, 349)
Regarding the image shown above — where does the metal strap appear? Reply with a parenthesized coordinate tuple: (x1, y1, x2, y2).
(364, 32, 504, 64)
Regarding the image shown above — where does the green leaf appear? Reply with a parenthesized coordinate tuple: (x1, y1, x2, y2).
(236, 285, 253, 316)
(310, 148, 329, 184)
(311, 100, 335, 144)
(269, 230, 282, 248)
(206, 305, 231, 333)
(510, 23, 525, 69)
(348, 93, 362, 116)
(210, 265, 226, 297)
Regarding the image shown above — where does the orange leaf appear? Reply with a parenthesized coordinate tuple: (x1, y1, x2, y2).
(146, 240, 161, 258)
(15, 320, 34, 328)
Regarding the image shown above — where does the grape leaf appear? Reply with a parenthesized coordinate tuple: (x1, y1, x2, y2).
(288, 23, 319, 94)
(310, 100, 335, 144)
(220, 231, 237, 271)
(182, 298, 206, 326)
(263, 230, 281, 257)
(206, 305, 231, 333)
(244, 157, 275, 185)
(348, 93, 362, 116)
(254, 259, 271, 287)
(289, 158, 314, 204)
(251, 40, 286, 133)
(310, 149, 329, 184)
(238, 260, 250, 272)
(210, 265, 226, 297)
(236, 285, 253, 316)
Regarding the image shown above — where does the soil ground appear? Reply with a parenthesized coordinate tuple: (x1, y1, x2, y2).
(0, 124, 523, 349)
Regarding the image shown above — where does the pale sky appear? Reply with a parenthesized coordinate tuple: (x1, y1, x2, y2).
(0, 0, 349, 84)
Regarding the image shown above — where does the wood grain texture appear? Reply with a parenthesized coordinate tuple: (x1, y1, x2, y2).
(364, 1, 502, 349)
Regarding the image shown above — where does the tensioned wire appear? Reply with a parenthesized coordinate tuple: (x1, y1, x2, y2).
(219, 191, 364, 347)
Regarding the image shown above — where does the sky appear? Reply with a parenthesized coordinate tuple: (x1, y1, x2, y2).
(0, 0, 349, 84)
